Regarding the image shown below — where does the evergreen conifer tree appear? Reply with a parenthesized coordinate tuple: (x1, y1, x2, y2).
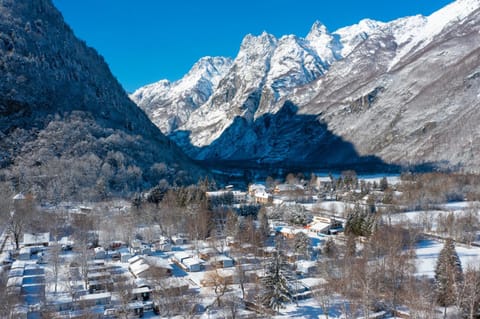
(434, 239, 463, 309)
(261, 248, 293, 312)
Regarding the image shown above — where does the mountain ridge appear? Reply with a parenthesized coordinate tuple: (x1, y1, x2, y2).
(135, 0, 480, 172)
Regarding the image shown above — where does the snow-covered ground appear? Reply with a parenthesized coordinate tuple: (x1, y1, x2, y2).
(415, 238, 480, 278)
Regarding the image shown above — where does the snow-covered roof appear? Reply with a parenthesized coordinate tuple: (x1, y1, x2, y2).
(129, 262, 150, 277)
(79, 292, 111, 301)
(155, 277, 190, 289)
(145, 256, 172, 270)
(128, 255, 143, 264)
(93, 247, 105, 253)
(182, 257, 204, 267)
(308, 222, 331, 232)
(11, 260, 27, 269)
(7, 276, 23, 288)
(173, 251, 192, 262)
(213, 255, 233, 262)
(249, 184, 266, 192)
(132, 286, 151, 295)
(317, 177, 332, 183)
(13, 193, 26, 200)
(87, 272, 109, 280)
(299, 277, 326, 288)
(23, 232, 49, 246)
(255, 190, 271, 199)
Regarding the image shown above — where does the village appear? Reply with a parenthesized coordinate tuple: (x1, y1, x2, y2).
(1, 172, 480, 318)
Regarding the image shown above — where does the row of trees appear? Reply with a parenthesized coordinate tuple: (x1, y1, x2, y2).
(399, 172, 480, 209)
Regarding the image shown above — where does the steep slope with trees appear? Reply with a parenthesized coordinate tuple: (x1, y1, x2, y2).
(0, 0, 204, 200)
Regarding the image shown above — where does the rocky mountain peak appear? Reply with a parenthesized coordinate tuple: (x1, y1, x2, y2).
(306, 21, 329, 39)
(188, 56, 232, 78)
(239, 32, 277, 56)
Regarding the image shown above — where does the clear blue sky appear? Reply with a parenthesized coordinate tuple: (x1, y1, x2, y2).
(53, 0, 454, 92)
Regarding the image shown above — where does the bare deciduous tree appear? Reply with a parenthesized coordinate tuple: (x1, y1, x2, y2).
(204, 267, 230, 307)
(457, 266, 480, 319)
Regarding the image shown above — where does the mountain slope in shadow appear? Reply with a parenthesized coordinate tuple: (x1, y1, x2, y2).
(171, 101, 417, 173)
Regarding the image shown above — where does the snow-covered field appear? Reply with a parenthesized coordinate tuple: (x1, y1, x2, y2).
(415, 239, 480, 277)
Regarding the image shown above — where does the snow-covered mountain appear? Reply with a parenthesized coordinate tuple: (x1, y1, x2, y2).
(130, 56, 232, 134)
(137, 0, 480, 172)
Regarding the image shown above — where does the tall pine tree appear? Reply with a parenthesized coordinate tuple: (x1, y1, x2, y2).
(261, 248, 293, 312)
(434, 239, 463, 309)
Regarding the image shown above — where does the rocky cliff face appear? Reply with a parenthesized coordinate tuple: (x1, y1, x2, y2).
(130, 56, 232, 134)
(138, 0, 480, 172)
(0, 0, 203, 199)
